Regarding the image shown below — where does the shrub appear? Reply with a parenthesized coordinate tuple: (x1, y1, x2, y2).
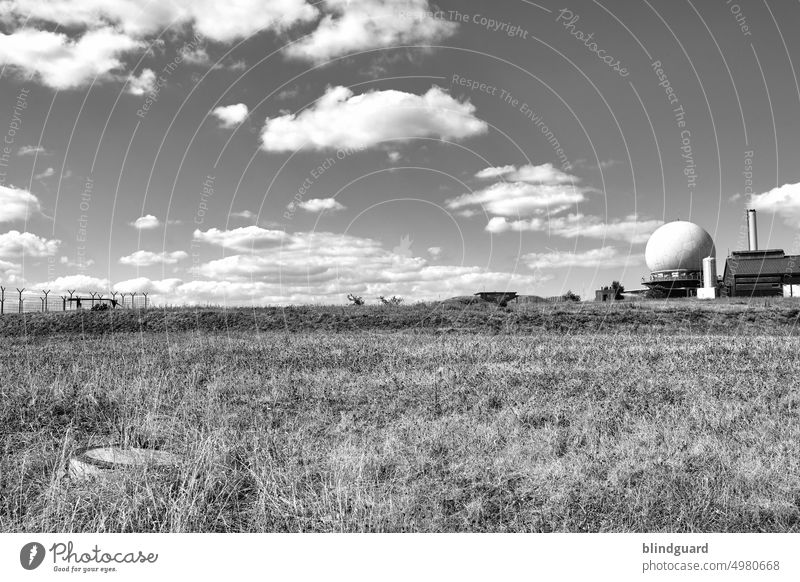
(379, 296, 404, 305)
(347, 294, 365, 306)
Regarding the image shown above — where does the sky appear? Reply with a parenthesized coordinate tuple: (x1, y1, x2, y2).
(1, 0, 800, 305)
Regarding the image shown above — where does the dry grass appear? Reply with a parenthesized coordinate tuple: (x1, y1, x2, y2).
(2, 307, 799, 532)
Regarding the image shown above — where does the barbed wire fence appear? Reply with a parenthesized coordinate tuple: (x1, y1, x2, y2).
(0, 286, 149, 315)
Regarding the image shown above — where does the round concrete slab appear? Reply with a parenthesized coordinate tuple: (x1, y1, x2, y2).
(68, 446, 180, 480)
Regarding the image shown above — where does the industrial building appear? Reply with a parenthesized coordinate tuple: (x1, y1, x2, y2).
(639, 209, 800, 299)
(721, 210, 800, 297)
(642, 220, 716, 297)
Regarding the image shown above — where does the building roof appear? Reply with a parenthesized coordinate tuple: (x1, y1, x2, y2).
(723, 250, 800, 279)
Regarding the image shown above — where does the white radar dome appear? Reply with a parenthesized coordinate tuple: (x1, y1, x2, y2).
(645, 220, 715, 272)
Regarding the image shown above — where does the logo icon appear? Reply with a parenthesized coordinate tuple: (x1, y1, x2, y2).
(20, 542, 45, 570)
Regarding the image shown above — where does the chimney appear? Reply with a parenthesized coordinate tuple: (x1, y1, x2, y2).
(747, 209, 758, 251)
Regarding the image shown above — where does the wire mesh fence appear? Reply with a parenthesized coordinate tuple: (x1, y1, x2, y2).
(0, 287, 149, 315)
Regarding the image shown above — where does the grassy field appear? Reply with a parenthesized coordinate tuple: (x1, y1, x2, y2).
(1, 300, 800, 532)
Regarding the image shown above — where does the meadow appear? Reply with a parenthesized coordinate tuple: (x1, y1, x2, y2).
(1, 299, 799, 532)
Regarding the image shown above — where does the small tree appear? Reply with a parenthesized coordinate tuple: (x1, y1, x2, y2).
(564, 290, 581, 302)
(379, 295, 404, 305)
(611, 280, 625, 300)
(347, 293, 365, 306)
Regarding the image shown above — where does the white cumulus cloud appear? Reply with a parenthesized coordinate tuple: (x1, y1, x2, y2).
(486, 213, 663, 244)
(294, 198, 346, 213)
(127, 68, 156, 95)
(450, 163, 598, 229)
(0, 27, 142, 90)
(131, 215, 161, 230)
(259, 85, 487, 152)
(119, 250, 189, 267)
(0, 186, 41, 222)
(0, 230, 60, 258)
(0, 0, 319, 43)
(33, 274, 110, 292)
(113, 277, 183, 294)
(212, 103, 249, 128)
(185, 226, 549, 304)
(475, 163, 577, 184)
(285, 0, 457, 62)
(749, 182, 800, 225)
(193, 226, 288, 252)
(447, 181, 586, 218)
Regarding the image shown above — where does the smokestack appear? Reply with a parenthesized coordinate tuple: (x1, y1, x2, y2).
(747, 209, 758, 251)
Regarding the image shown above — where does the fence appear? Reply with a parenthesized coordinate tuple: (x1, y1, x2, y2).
(0, 287, 148, 315)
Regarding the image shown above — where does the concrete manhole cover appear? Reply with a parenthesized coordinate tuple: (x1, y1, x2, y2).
(69, 446, 180, 480)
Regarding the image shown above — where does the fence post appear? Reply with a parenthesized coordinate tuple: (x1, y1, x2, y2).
(131, 292, 137, 310)
(143, 292, 149, 310)
(67, 290, 75, 311)
(89, 292, 97, 309)
(0, 286, 4, 315)
(41, 290, 50, 312)
(61, 295, 67, 312)
(111, 291, 118, 309)
(16, 288, 25, 313)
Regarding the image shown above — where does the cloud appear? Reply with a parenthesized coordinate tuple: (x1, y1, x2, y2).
(285, 0, 457, 62)
(230, 210, 257, 220)
(522, 246, 641, 270)
(448, 164, 588, 219)
(113, 277, 183, 294)
(127, 68, 156, 95)
(131, 215, 160, 230)
(33, 167, 54, 180)
(427, 246, 442, 259)
(0, 230, 60, 258)
(185, 226, 548, 304)
(0, 258, 22, 283)
(33, 274, 110, 292)
(119, 250, 189, 267)
(0, 186, 41, 222)
(212, 103, 249, 128)
(179, 44, 210, 66)
(0, 27, 142, 89)
(447, 181, 586, 218)
(474, 163, 577, 184)
(193, 226, 288, 252)
(0, 0, 319, 43)
(59, 255, 95, 269)
(486, 213, 664, 244)
(259, 85, 487, 152)
(294, 198, 346, 213)
(17, 145, 48, 156)
(749, 182, 800, 225)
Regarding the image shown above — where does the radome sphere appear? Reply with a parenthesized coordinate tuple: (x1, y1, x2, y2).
(645, 221, 715, 272)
